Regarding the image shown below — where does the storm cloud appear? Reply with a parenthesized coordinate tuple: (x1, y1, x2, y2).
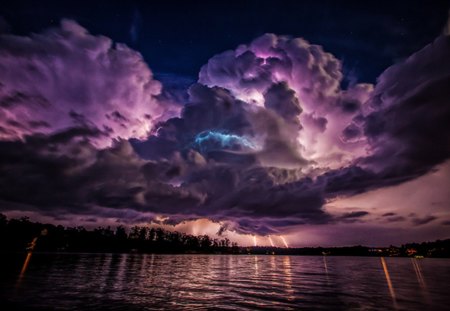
(0, 20, 165, 147)
(0, 21, 449, 235)
(362, 35, 450, 176)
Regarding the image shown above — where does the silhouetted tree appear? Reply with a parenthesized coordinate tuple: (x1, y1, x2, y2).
(2, 214, 447, 257)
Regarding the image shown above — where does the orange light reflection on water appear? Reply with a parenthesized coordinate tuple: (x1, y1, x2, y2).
(15, 251, 33, 289)
(20, 252, 32, 276)
(380, 257, 398, 310)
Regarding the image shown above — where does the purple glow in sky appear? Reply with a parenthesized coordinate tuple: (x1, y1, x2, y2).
(0, 16, 449, 246)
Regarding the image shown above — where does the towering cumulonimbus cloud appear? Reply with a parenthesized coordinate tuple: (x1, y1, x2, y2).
(199, 34, 374, 170)
(0, 21, 449, 236)
(120, 33, 450, 233)
(0, 19, 166, 147)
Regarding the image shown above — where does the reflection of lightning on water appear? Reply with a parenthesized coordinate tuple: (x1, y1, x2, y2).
(280, 236, 289, 248)
(253, 235, 257, 246)
(282, 256, 295, 301)
(411, 258, 426, 288)
(323, 256, 328, 273)
(381, 257, 398, 310)
(268, 236, 274, 247)
(411, 258, 430, 304)
(323, 255, 330, 283)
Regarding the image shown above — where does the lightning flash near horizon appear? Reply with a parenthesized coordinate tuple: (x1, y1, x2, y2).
(280, 236, 289, 248)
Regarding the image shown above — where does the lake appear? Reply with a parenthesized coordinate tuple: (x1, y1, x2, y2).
(1, 253, 449, 310)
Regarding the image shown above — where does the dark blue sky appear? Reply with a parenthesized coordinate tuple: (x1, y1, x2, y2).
(1, 0, 448, 85)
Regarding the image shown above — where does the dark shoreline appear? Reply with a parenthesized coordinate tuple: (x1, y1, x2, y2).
(2, 214, 449, 258)
(2, 243, 450, 258)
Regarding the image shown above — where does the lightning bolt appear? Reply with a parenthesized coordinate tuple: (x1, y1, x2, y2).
(280, 236, 289, 248)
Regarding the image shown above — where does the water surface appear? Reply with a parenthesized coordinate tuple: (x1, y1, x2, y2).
(1, 253, 449, 310)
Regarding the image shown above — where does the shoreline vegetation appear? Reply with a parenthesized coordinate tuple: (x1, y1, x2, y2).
(1, 214, 449, 257)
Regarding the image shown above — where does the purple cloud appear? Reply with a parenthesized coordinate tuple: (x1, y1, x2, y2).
(0, 20, 165, 147)
(362, 36, 450, 175)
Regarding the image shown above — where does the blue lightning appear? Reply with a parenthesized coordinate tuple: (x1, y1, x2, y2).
(193, 131, 257, 153)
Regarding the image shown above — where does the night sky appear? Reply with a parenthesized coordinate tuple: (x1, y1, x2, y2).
(0, 0, 449, 246)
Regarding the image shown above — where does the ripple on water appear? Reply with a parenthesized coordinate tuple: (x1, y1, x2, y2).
(1, 254, 449, 310)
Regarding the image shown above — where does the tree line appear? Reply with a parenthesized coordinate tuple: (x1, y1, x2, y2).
(1, 214, 449, 257)
(0, 214, 239, 254)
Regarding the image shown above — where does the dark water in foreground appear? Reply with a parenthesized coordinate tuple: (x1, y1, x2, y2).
(1, 253, 449, 310)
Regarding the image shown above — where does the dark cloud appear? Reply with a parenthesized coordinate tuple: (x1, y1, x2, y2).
(155, 73, 195, 105)
(340, 211, 369, 219)
(412, 215, 437, 226)
(341, 124, 361, 142)
(381, 212, 407, 223)
(339, 99, 360, 114)
(0, 126, 379, 235)
(385, 216, 406, 223)
(336, 211, 369, 224)
(382, 212, 396, 217)
(263, 82, 302, 128)
(0, 128, 204, 219)
(362, 36, 450, 177)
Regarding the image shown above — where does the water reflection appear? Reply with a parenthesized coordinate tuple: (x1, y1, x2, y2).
(282, 256, 295, 301)
(2, 254, 449, 310)
(412, 258, 426, 289)
(323, 256, 329, 283)
(411, 258, 430, 304)
(19, 252, 32, 276)
(380, 257, 398, 310)
(254, 255, 259, 276)
(15, 251, 32, 288)
(270, 254, 276, 269)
